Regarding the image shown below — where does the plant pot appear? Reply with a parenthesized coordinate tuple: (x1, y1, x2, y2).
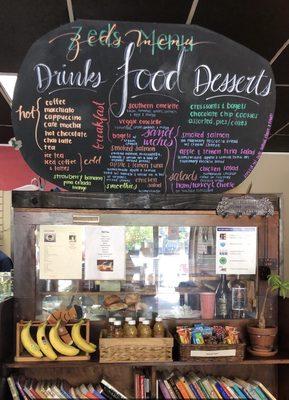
(247, 325, 277, 354)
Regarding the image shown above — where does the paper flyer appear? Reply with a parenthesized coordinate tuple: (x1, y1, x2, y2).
(39, 225, 83, 279)
(84, 226, 126, 280)
(216, 227, 257, 275)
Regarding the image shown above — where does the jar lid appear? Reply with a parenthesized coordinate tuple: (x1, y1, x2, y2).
(125, 317, 132, 322)
(114, 320, 122, 326)
(155, 317, 162, 322)
(143, 320, 150, 325)
(138, 317, 145, 322)
(128, 320, 136, 325)
(108, 317, 116, 323)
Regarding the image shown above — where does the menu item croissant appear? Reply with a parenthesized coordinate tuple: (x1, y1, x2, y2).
(125, 293, 140, 306)
(103, 295, 121, 307)
(107, 302, 128, 312)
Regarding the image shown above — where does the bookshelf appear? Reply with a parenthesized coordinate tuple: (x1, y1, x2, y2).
(1, 191, 288, 399)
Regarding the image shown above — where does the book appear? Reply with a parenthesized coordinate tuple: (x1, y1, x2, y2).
(207, 377, 223, 400)
(145, 369, 151, 399)
(15, 379, 29, 400)
(166, 373, 183, 399)
(79, 383, 98, 399)
(70, 387, 78, 400)
(159, 380, 172, 400)
(88, 383, 107, 400)
(221, 377, 247, 400)
(7, 376, 20, 400)
(174, 371, 191, 399)
(180, 376, 196, 400)
(235, 378, 263, 400)
(202, 377, 216, 399)
(187, 373, 206, 400)
(101, 378, 127, 399)
(161, 372, 177, 400)
(134, 369, 140, 399)
(140, 372, 145, 399)
(219, 377, 238, 400)
(251, 380, 277, 400)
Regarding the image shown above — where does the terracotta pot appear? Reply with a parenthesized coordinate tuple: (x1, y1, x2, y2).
(247, 325, 278, 352)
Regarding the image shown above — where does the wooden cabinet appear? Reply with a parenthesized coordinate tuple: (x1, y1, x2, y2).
(1, 191, 289, 399)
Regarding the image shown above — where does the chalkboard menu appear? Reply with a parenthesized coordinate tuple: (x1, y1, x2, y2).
(12, 20, 275, 193)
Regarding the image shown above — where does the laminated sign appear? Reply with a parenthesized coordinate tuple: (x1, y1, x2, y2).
(12, 21, 275, 193)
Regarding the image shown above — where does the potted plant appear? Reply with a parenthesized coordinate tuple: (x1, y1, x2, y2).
(248, 274, 289, 356)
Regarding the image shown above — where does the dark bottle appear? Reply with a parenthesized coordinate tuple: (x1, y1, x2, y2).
(231, 275, 247, 319)
(216, 274, 230, 318)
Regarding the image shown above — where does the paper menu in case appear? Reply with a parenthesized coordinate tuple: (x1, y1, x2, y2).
(84, 226, 126, 280)
(39, 225, 83, 279)
(216, 226, 257, 275)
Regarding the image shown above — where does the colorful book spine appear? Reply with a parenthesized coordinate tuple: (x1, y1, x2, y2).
(159, 380, 171, 399)
(7, 376, 20, 400)
(251, 380, 277, 400)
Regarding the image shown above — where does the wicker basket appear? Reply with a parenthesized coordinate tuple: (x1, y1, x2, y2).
(99, 330, 173, 363)
(176, 336, 245, 362)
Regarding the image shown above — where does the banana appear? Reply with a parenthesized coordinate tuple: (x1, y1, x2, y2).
(21, 321, 43, 358)
(71, 320, 96, 353)
(49, 320, 79, 357)
(36, 322, 58, 360)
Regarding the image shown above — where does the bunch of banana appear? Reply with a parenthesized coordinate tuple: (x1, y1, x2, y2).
(20, 319, 96, 359)
(71, 319, 96, 353)
(49, 320, 80, 356)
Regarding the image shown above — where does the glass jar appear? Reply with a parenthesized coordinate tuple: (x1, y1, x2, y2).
(113, 320, 124, 338)
(153, 317, 165, 338)
(107, 317, 116, 337)
(125, 320, 137, 338)
(123, 317, 132, 336)
(137, 317, 146, 337)
(139, 320, 152, 338)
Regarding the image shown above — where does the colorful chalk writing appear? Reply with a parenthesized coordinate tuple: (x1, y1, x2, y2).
(12, 20, 275, 193)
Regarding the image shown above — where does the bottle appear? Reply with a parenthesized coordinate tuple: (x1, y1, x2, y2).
(123, 317, 132, 336)
(137, 317, 146, 337)
(125, 320, 137, 338)
(216, 274, 230, 319)
(107, 317, 116, 337)
(231, 275, 247, 319)
(113, 320, 124, 338)
(153, 317, 165, 338)
(139, 320, 152, 338)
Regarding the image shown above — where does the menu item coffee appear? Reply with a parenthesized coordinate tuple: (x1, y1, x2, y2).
(12, 20, 275, 193)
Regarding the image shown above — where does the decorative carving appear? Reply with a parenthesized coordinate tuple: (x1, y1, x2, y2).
(216, 196, 274, 217)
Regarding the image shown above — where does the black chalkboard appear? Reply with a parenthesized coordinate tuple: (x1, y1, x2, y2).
(12, 20, 275, 193)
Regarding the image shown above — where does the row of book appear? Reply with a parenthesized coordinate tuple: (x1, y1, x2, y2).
(7, 375, 128, 400)
(156, 371, 276, 400)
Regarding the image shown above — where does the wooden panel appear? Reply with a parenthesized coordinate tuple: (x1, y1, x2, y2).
(12, 191, 280, 211)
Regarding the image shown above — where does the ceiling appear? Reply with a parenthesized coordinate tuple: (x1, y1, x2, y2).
(0, 0, 288, 150)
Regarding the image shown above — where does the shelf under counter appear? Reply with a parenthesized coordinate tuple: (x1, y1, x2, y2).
(4, 351, 289, 368)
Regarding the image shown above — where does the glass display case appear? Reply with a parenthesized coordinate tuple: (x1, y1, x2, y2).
(34, 216, 258, 322)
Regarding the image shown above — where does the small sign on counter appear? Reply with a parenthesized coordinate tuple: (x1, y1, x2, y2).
(216, 227, 257, 275)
